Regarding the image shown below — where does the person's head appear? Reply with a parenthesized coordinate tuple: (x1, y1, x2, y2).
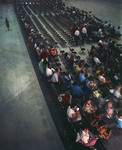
(48, 62, 52, 68)
(65, 91, 70, 97)
(65, 72, 70, 78)
(107, 102, 113, 108)
(108, 23, 111, 27)
(98, 120, 105, 127)
(81, 69, 85, 75)
(56, 67, 60, 75)
(78, 62, 82, 68)
(101, 66, 105, 71)
(86, 99, 91, 105)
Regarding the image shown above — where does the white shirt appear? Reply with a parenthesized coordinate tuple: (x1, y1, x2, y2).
(98, 75, 105, 83)
(93, 57, 101, 65)
(51, 73, 58, 83)
(67, 106, 75, 119)
(80, 130, 89, 143)
(45, 67, 53, 77)
(113, 91, 121, 98)
(74, 30, 80, 36)
(82, 27, 87, 34)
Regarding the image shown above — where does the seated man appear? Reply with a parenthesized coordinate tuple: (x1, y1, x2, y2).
(79, 69, 86, 84)
(51, 67, 61, 94)
(45, 62, 55, 78)
(96, 120, 111, 139)
(114, 110, 122, 128)
(67, 103, 82, 123)
(98, 71, 111, 85)
(76, 125, 98, 148)
(70, 82, 83, 98)
(58, 91, 72, 109)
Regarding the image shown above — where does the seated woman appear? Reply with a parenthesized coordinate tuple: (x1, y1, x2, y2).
(76, 125, 98, 148)
(67, 103, 82, 123)
(58, 91, 72, 109)
(114, 110, 122, 128)
(83, 99, 97, 115)
(96, 120, 112, 139)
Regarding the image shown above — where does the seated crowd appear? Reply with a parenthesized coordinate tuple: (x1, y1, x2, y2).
(16, 1, 122, 149)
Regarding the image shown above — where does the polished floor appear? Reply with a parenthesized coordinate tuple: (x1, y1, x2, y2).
(0, 4, 65, 150)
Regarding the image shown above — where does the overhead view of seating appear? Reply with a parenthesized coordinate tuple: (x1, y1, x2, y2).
(0, 0, 121, 150)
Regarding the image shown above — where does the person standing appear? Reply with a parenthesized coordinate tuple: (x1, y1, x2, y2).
(81, 25, 87, 44)
(5, 18, 10, 31)
(74, 28, 80, 46)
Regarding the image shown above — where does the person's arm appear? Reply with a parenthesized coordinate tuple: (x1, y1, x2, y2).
(69, 95, 72, 105)
(72, 112, 77, 119)
(104, 130, 111, 139)
(114, 116, 121, 128)
(58, 94, 65, 102)
(91, 118, 98, 126)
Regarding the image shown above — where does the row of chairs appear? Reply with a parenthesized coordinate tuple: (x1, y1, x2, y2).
(39, 13, 67, 46)
(45, 13, 72, 42)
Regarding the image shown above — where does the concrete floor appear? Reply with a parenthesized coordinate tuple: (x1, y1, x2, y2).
(0, 1, 122, 150)
(0, 4, 65, 150)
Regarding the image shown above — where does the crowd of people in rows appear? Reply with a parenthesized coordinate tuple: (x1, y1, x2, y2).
(16, 0, 122, 149)
(43, 0, 121, 45)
